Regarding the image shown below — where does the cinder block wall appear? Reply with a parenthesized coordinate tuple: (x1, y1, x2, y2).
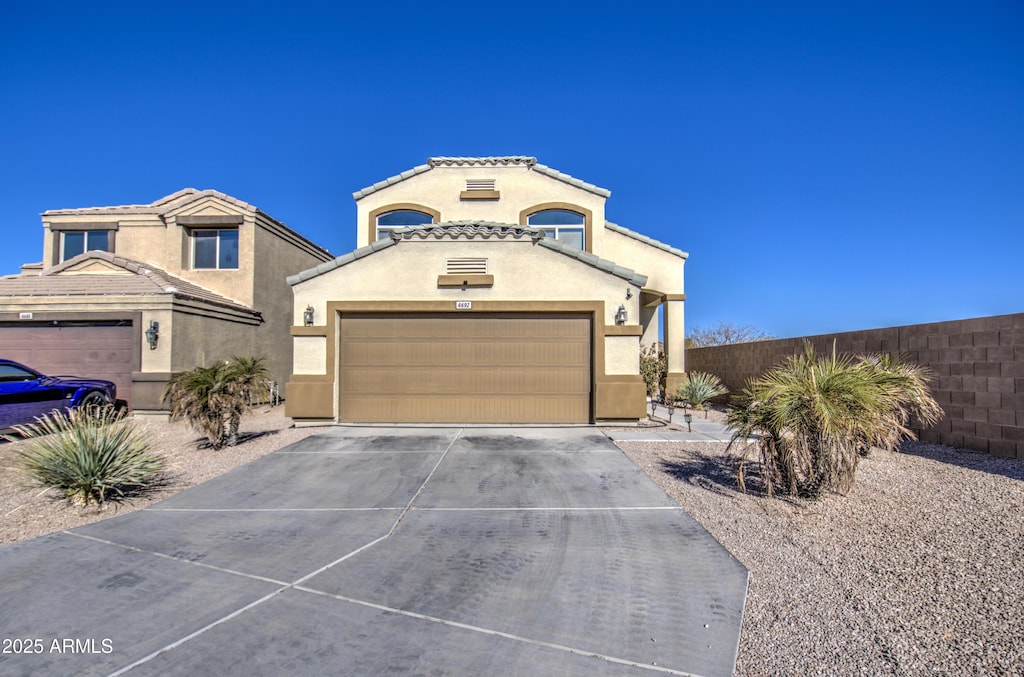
(686, 313, 1024, 459)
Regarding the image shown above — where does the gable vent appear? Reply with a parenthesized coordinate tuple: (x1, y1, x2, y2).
(465, 179, 495, 191)
(447, 257, 487, 274)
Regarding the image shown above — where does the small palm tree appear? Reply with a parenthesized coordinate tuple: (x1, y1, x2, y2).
(673, 371, 728, 417)
(163, 355, 270, 449)
(728, 342, 942, 498)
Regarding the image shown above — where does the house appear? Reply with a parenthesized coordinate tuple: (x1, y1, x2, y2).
(0, 189, 333, 416)
(286, 156, 688, 424)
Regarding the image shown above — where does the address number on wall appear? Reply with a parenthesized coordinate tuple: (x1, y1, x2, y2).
(455, 301, 472, 310)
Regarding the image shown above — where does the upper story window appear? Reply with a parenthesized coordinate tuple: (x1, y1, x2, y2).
(376, 209, 433, 240)
(192, 229, 239, 269)
(527, 209, 585, 250)
(61, 230, 111, 261)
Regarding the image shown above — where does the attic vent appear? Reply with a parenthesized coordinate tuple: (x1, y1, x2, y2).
(447, 257, 487, 274)
(465, 179, 495, 191)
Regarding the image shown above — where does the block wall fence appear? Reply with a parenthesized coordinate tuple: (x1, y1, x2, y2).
(685, 312, 1024, 459)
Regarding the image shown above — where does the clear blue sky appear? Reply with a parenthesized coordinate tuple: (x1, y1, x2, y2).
(2, 1, 1021, 339)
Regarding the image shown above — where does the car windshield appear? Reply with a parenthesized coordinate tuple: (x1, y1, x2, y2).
(0, 364, 39, 382)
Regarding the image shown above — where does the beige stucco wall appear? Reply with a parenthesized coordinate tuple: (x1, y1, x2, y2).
(602, 227, 685, 293)
(291, 236, 643, 377)
(253, 217, 333, 387)
(355, 164, 608, 253)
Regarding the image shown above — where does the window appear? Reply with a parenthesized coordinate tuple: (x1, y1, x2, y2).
(192, 229, 239, 269)
(61, 230, 111, 261)
(527, 209, 585, 249)
(376, 209, 433, 240)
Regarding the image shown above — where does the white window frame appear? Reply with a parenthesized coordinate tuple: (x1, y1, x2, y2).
(191, 229, 239, 270)
(60, 230, 112, 262)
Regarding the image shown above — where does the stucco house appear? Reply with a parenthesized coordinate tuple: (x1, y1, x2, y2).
(286, 156, 688, 424)
(0, 188, 332, 415)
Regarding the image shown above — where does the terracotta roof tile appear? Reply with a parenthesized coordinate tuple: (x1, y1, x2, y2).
(0, 251, 258, 315)
(352, 157, 611, 199)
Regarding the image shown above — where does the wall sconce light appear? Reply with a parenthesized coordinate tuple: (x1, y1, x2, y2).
(303, 305, 315, 326)
(625, 288, 633, 300)
(615, 304, 628, 325)
(145, 320, 159, 350)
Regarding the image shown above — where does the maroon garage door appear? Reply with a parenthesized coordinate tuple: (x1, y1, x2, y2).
(0, 321, 135, 405)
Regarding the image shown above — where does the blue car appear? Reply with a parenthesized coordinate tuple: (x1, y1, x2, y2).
(0, 359, 117, 431)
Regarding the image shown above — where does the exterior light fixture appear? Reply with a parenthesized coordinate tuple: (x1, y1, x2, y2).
(683, 412, 693, 433)
(625, 288, 633, 300)
(145, 320, 159, 350)
(303, 305, 315, 326)
(615, 304, 628, 325)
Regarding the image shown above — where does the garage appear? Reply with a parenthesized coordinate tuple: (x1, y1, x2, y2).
(0, 321, 135, 405)
(339, 313, 591, 423)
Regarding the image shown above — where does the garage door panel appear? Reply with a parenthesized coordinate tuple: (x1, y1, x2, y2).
(343, 395, 590, 425)
(339, 313, 592, 424)
(341, 366, 590, 396)
(0, 324, 134, 405)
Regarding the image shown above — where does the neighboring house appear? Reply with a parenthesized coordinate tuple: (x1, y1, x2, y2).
(287, 156, 688, 424)
(0, 189, 332, 416)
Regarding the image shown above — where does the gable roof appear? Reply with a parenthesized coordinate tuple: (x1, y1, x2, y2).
(0, 251, 259, 315)
(352, 157, 612, 200)
(42, 189, 330, 259)
(43, 188, 256, 217)
(288, 221, 647, 287)
(605, 221, 689, 259)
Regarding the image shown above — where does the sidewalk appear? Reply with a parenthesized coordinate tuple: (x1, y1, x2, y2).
(603, 403, 737, 443)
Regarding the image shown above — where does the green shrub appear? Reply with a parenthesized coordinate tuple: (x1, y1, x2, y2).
(13, 406, 163, 506)
(162, 355, 271, 449)
(728, 343, 942, 498)
(673, 371, 729, 415)
(639, 344, 666, 398)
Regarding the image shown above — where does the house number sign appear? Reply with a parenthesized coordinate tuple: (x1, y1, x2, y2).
(455, 301, 472, 310)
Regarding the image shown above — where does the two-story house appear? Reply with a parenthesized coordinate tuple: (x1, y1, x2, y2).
(286, 157, 688, 424)
(0, 188, 332, 415)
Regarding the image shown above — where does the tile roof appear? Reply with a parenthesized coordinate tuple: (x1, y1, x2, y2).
(390, 221, 543, 240)
(0, 252, 258, 315)
(288, 221, 647, 288)
(42, 188, 255, 217)
(352, 157, 611, 200)
(604, 221, 689, 259)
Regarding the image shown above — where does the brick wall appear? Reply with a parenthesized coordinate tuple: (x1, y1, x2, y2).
(686, 313, 1024, 459)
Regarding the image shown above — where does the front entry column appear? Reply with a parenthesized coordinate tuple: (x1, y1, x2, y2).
(663, 295, 686, 397)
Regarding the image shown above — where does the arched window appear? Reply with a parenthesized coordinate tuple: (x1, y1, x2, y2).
(527, 209, 585, 249)
(376, 209, 433, 240)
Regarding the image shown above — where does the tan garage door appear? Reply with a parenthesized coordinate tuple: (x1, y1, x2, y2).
(339, 313, 591, 423)
(0, 322, 134, 405)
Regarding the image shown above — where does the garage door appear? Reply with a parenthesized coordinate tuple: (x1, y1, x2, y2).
(0, 322, 134, 405)
(339, 313, 591, 423)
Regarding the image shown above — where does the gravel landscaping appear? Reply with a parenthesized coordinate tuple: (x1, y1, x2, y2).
(616, 411, 1024, 675)
(0, 406, 318, 545)
(2, 406, 1021, 674)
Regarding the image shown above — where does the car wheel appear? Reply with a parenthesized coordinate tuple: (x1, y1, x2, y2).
(78, 391, 111, 413)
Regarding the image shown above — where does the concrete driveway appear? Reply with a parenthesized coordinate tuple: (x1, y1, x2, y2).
(0, 427, 747, 676)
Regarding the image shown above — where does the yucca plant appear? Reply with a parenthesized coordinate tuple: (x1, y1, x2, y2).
(728, 342, 942, 498)
(163, 355, 270, 449)
(13, 406, 163, 506)
(673, 371, 729, 417)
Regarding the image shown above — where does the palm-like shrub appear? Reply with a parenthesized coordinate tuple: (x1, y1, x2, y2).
(728, 343, 942, 498)
(13, 406, 163, 506)
(163, 355, 270, 449)
(673, 371, 729, 416)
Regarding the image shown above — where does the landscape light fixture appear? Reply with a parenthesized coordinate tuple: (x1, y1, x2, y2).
(683, 411, 693, 433)
(145, 320, 159, 350)
(615, 304, 627, 325)
(304, 305, 315, 326)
